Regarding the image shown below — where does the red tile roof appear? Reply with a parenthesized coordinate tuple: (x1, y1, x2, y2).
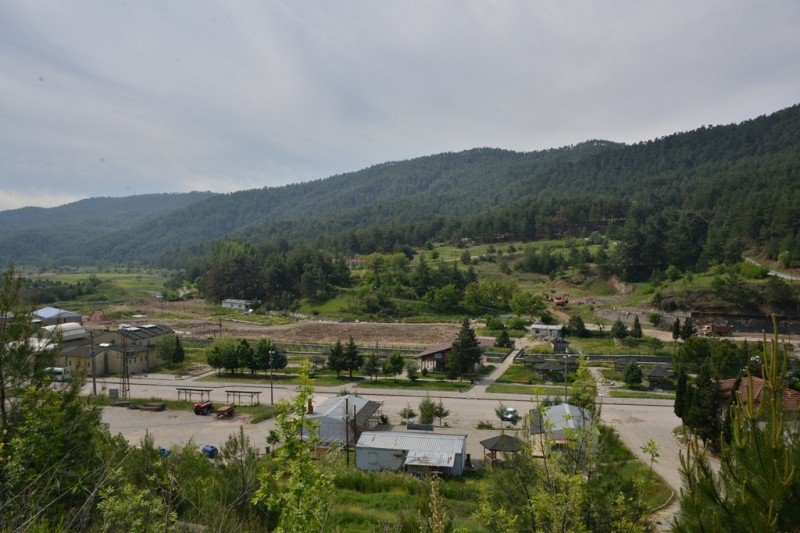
(719, 376, 800, 412)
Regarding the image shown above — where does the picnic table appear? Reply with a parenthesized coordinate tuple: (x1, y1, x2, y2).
(176, 387, 213, 402)
(215, 405, 236, 418)
(225, 390, 261, 406)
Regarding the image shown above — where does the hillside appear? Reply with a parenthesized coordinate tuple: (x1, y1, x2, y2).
(0, 192, 215, 266)
(2, 103, 799, 269)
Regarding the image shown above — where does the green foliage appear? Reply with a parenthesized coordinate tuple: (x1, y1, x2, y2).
(383, 352, 405, 380)
(418, 395, 436, 424)
(328, 339, 346, 377)
(630, 315, 643, 339)
(679, 317, 697, 341)
(398, 405, 417, 424)
(363, 353, 380, 381)
(648, 312, 661, 327)
(672, 318, 681, 341)
(494, 328, 513, 348)
(611, 319, 628, 339)
(343, 337, 363, 379)
(623, 363, 643, 388)
(684, 364, 724, 452)
(253, 361, 333, 532)
(406, 360, 419, 382)
(674, 366, 688, 419)
(97, 482, 177, 532)
(674, 324, 800, 531)
(447, 318, 482, 381)
(433, 399, 450, 427)
(567, 314, 587, 337)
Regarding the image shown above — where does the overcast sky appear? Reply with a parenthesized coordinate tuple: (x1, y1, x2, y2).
(1, 1, 799, 210)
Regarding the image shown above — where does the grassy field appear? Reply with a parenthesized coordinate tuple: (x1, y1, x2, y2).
(32, 269, 170, 291)
(485, 383, 571, 396)
(200, 370, 365, 387)
(609, 390, 675, 399)
(569, 333, 672, 356)
(494, 362, 576, 385)
(356, 379, 474, 392)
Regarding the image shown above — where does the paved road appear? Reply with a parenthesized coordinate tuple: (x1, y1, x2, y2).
(745, 257, 800, 281)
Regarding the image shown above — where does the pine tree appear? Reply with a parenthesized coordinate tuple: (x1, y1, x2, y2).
(630, 316, 643, 339)
(418, 395, 435, 424)
(680, 317, 697, 341)
(672, 318, 681, 342)
(173, 336, 185, 368)
(433, 399, 450, 427)
(623, 362, 643, 388)
(363, 353, 380, 381)
(674, 321, 800, 531)
(328, 339, 346, 378)
(611, 319, 628, 339)
(495, 328, 512, 348)
(674, 366, 688, 420)
(344, 336, 363, 379)
(684, 363, 723, 451)
(448, 318, 482, 381)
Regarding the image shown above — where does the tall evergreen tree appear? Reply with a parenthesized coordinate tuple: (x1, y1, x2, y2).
(674, 323, 800, 531)
(447, 318, 482, 381)
(630, 315, 643, 339)
(674, 366, 688, 420)
(680, 317, 697, 341)
(611, 319, 628, 339)
(328, 339, 346, 378)
(363, 353, 380, 381)
(344, 336, 363, 379)
(685, 363, 724, 451)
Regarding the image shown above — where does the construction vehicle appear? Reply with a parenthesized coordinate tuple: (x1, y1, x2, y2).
(701, 322, 735, 337)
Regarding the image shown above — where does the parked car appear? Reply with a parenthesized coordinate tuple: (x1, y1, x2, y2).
(501, 407, 519, 422)
(43, 367, 72, 382)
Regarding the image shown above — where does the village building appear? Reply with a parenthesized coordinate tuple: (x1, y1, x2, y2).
(355, 431, 468, 477)
(302, 394, 382, 447)
(527, 323, 564, 340)
(414, 338, 494, 372)
(645, 365, 675, 389)
(221, 299, 251, 312)
(530, 403, 593, 455)
(32, 306, 83, 326)
(719, 376, 800, 412)
(479, 434, 523, 467)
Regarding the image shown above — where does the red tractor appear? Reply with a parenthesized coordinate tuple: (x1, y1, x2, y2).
(194, 400, 213, 415)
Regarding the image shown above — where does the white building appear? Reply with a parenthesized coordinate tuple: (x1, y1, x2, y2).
(355, 431, 467, 477)
(527, 323, 564, 340)
(221, 299, 251, 311)
(303, 395, 382, 447)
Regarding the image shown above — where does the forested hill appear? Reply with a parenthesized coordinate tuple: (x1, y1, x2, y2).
(2, 102, 800, 269)
(0, 192, 215, 266)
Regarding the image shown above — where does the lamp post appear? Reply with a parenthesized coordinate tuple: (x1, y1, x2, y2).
(563, 354, 568, 403)
(269, 348, 275, 405)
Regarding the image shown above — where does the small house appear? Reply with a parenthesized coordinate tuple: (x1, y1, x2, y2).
(303, 394, 382, 447)
(32, 306, 83, 326)
(719, 376, 800, 412)
(221, 299, 251, 312)
(527, 323, 564, 340)
(530, 403, 593, 454)
(356, 431, 468, 477)
(414, 338, 494, 372)
(645, 365, 675, 389)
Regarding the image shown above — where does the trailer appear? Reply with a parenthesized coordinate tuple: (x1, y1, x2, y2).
(194, 400, 213, 415)
(702, 323, 735, 336)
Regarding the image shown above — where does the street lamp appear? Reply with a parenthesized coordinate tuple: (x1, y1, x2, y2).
(269, 348, 275, 405)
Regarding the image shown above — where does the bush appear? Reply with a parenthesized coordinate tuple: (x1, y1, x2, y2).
(476, 420, 495, 429)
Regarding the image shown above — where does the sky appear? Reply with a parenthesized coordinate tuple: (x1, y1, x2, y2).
(1, 1, 799, 211)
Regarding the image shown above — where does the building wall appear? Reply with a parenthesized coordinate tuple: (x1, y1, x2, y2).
(355, 447, 407, 472)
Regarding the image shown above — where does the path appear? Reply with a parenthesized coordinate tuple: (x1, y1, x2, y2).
(745, 257, 800, 281)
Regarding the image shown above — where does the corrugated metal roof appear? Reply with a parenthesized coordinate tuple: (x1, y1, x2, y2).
(404, 450, 455, 468)
(530, 403, 590, 435)
(311, 395, 381, 424)
(34, 307, 82, 319)
(357, 431, 466, 454)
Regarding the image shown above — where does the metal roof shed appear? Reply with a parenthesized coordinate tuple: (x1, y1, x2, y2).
(303, 395, 382, 446)
(355, 431, 467, 477)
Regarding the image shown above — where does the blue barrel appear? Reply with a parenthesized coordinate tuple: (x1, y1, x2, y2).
(158, 447, 170, 457)
(201, 444, 217, 459)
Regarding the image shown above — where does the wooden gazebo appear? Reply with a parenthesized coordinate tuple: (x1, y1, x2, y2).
(479, 434, 523, 466)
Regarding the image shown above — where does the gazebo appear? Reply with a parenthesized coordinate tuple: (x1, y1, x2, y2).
(479, 434, 523, 466)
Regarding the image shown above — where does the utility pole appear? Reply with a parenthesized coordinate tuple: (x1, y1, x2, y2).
(564, 355, 568, 403)
(120, 329, 130, 399)
(89, 329, 97, 395)
(344, 397, 350, 466)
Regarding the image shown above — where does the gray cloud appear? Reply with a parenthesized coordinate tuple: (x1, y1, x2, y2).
(1, 1, 799, 209)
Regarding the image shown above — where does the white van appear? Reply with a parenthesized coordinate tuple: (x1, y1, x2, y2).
(43, 367, 72, 382)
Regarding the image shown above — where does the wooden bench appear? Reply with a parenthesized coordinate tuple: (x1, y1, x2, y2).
(176, 387, 213, 402)
(225, 390, 261, 406)
(512, 378, 532, 384)
(215, 405, 236, 418)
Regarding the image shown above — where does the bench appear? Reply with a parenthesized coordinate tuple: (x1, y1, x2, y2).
(225, 390, 262, 406)
(140, 402, 166, 412)
(215, 405, 236, 418)
(176, 387, 213, 402)
(512, 378, 532, 384)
